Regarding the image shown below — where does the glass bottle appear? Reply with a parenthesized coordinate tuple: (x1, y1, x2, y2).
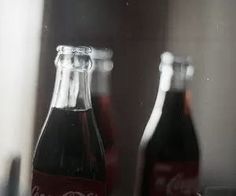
(134, 52, 200, 196)
(91, 56, 118, 195)
(32, 45, 106, 196)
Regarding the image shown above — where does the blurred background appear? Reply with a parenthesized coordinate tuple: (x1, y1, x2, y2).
(0, 0, 236, 195)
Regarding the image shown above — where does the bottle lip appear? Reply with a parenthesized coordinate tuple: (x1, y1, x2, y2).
(56, 45, 113, 60)
(160, 51, 192, 67)
(56, 45, 92, 55)
(159, 51, 194, 91)
(159, 51, 194, 77)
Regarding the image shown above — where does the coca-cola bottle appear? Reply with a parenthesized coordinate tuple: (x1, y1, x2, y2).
(91, 56, 118, 195)
(32, 45, 106, 196)
(134, 52, 200, 196)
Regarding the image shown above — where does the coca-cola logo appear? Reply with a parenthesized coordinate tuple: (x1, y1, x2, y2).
(32, 186, 52, 196)
(32, 186, 98, 196)
(63, 192, 98, 196)
(166, 174, 198, 196)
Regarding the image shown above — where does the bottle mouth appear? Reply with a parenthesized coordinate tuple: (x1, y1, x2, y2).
(159, 51, 194, 79)
(56, 45, 113, 60)
(55, 45, 113, 71)
(56, 45, 92, 55)
(160, 52, 192, 67)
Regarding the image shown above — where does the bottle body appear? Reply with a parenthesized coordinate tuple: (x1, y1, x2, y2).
(91, 58, 118, 195)
(134, 52, 200, 196)
(32, 108, 106, 195)
(92, 95, 118, 195)
(32, 46, 106, 196)
(139, 92, 199, 196)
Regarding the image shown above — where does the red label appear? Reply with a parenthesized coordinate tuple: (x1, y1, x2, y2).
(32, 170, 106, 196)
(149, 162, 199, 196)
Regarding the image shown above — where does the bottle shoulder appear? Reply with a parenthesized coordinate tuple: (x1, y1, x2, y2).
(33, 108, 106, 179)
(144, 111, 199, 161)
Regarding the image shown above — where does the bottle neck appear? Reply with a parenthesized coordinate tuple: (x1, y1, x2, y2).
(156, 66, 190, 113)
(51, 67, 92, 111)
(91, 70, 111, 96)
(170, 76, 186, 91)
(161, 90, 188, 116)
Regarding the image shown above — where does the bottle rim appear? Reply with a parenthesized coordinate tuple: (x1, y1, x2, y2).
(159, 51, 194, 78)
(56, 45, 113, 60)
(160, 51, 192, 66)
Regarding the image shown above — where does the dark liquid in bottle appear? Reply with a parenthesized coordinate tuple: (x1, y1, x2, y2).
(33, 107, 106, 180)
(140, 91, 200, 196)
(92, 96, 115, 150)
